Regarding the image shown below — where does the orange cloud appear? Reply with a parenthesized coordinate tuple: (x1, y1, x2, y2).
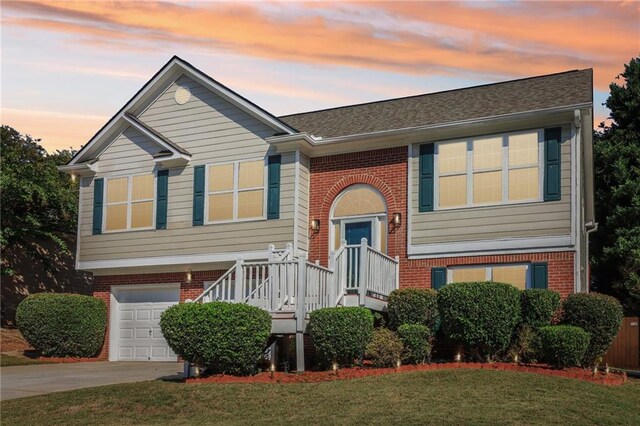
(3, 0, 637, 92)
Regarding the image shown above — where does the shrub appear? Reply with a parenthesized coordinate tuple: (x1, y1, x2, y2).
(561, 293, 624, 366)
(398, 324, 432, 364)
(365, 328, 404, 367)
(387, 288, 438, 330)
(16, 293, 106, 357)
(160, 302, 271, 376)
(507, 325, 542, 363)
(438, 282, 522, 361)
(520, 289, 561, 328)
(539, 325, 590, 369)
(308, 307, 374, 368)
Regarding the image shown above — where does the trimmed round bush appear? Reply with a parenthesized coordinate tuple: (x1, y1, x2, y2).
(561, 293, 624, 366)
(160, 302, 271, 376)
(520, 289, 561, 328)
(365, 328, 404, 367)
(539, 325, 590, 369)
(387, 288, 438, 330)
(398, 324, 432, 364)
(438, 282, 522, 361)
(308, 307, 374, 368)
(16, 293, 106, 357)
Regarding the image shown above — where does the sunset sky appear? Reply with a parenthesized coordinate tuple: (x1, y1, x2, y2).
(1, 0, 639, 152)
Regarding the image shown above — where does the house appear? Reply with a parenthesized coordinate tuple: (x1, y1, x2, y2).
(60, 56, 594, 368)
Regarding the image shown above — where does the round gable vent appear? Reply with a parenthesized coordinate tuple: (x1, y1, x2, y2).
(174, 86, 191, 105)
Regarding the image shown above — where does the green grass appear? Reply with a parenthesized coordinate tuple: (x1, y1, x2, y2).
(2, 370, 639, 425)
(0, 354, 45, 367)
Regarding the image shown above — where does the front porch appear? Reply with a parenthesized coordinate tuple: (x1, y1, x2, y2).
(188, 239, 399, 370)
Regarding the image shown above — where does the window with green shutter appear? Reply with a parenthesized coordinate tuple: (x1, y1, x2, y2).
(531, 263, 549, 289)
(156, 170, 169, 229)
(544, 127, 562, 201)
(418, 144, 434, 212)
(267, 155, 281, 219)
(431, 267, 447, 290)
(92, 178, 104, 235)
(192, 165, 205, 226)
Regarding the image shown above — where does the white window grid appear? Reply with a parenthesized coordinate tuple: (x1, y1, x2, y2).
(447, 263, 532, 289)
(103, 173, 156, 233)
(205, 158, 267, 224)
(434, 129, 545, 210)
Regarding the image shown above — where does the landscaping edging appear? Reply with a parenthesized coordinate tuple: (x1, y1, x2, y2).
(186, 362, 627, 386)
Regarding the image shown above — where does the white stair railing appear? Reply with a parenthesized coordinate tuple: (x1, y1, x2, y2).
(192, 266, 236, 303)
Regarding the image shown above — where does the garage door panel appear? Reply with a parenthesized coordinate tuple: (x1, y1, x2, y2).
(114, 286, 179, 362)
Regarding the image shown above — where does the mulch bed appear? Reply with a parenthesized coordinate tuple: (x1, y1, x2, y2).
(186, 362, 627, 386)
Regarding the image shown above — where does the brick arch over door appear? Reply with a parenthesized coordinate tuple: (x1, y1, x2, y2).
(308, 147, 408, 266)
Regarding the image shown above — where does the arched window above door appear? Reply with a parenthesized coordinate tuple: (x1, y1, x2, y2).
(333, 186, 386, 218)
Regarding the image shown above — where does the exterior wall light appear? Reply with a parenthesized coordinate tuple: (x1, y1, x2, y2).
(186, 268, 192, 284)
(393, 213, 402, 226)
(310, 219, 321, 232)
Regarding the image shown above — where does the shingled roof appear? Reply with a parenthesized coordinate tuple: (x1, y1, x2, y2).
(278, 69, 592, 138)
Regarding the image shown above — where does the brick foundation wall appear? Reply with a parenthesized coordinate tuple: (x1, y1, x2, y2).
(93, 270, 225, 360)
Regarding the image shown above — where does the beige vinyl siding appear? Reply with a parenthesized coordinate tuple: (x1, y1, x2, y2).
(297, 153, 310, 252)
(79, 75, 297, 262)
(411, 125, 572, 245)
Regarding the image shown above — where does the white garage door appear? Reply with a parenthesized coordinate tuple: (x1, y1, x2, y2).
(114, 286, 179, 362)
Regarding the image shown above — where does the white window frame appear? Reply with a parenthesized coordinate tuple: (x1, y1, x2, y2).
(447, 263, 532, 289)
(204, 158, 267, 224)
(434, 129, 544, 210)
(103, 172, 157, 233)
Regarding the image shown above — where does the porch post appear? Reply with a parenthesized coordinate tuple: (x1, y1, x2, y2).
(329, 250, 336, 307)
(234, 257, 244, 302)
(359, 237, 368, 306)
(395, 255, 400, 290)
(296, 256, 306, 372)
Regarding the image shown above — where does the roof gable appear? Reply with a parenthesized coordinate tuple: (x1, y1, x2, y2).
(68, 56, 296, 166)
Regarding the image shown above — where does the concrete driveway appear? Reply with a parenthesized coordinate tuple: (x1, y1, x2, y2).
(1, 361, 182, 401)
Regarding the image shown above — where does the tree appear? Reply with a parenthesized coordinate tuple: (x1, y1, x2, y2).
(591, 56, 640, 315)
(0, 125, 78, 275)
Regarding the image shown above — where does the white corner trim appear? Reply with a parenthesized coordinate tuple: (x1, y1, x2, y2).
(78, 250, 271, 271)
(75, 178, 84, 270)
(408, 235, 573, 258)
(293, 149, 301, 253)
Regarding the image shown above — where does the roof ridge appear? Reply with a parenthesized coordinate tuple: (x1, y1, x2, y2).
(278, 69, 592, 118)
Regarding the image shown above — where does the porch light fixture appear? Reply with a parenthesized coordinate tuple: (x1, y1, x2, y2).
(310, 219, 321, 232)
(393, 213, 402, 226)
(186, 268, 192, 284)
(70, 173, 77, 182)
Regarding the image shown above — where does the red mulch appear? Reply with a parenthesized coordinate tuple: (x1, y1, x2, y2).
(37, 356, 104, 363)
(186, 362, 627, 386)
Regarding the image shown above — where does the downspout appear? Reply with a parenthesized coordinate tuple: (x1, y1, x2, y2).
(585, 221, 598, 292)
(574, 110, 583, 293)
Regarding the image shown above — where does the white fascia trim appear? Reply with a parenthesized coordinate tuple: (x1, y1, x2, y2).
(123, 115, 191, 162)
(57, 162, 98, 176)
(293, 149, 301, 253)
(267, 103, 592, 150)
(79, 250, 270, 271)
(408, 235, 573, 258)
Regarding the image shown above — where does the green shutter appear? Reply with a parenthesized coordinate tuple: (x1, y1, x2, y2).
(419, 144, 434, 212)
(92, 178, 104, 235)
(432, 267, 447, 290)
(531, 263, 548, 289)
(192, 165, 205, 226)
(267, 155, 281, 219)
(156, 170, 169, 230)
(544, 127, 562, 201)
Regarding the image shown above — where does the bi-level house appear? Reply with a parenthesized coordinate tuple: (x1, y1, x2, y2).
(60, 56, 594, 367)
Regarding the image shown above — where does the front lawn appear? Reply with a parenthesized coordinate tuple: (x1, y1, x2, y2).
(2, 369, 639, 425)
(0, 354, 45, 367)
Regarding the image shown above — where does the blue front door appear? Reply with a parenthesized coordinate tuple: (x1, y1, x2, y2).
(345, 221, 372, 246)
(345, 221, 372, 289)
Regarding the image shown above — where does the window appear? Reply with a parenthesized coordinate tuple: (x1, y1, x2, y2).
(104, 174, 155, 232)
(435, 130, 541, 209)
(207, 159, 265, 222)
(449, 264, 530, 290)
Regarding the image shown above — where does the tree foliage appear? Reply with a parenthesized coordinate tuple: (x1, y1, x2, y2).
(591, 56, 640, 315)
(0, 125, 78, 275)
